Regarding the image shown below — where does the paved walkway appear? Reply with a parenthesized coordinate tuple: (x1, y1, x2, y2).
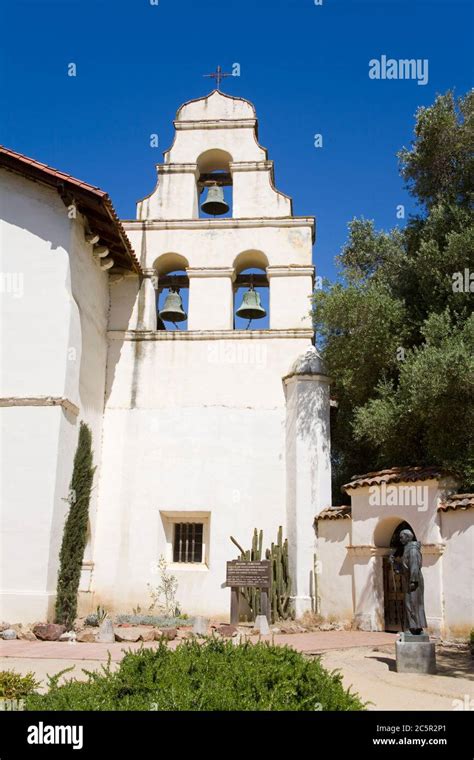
(0, 629, 397, 661)
(320, 645, 474, 711)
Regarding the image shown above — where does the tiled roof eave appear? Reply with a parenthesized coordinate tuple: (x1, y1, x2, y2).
(316, 506, 352, 521)
(0, 145, 142, 275)
(438, 494, 474, 512)
(342, 466, 454, 492)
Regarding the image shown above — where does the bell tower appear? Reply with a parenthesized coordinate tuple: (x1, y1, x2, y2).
(93, 89, 331, 619)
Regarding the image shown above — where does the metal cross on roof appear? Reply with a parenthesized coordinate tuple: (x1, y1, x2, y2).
(203, 65, 232, 91)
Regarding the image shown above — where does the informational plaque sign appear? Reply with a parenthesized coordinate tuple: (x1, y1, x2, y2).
(226, 560, 272, 625)
(226, 560, 271, 588)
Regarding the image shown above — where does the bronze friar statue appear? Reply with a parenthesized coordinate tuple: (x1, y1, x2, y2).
(390, 528, 427, 634)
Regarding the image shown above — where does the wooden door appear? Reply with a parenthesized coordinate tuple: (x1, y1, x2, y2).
(383, 557, 404, 632)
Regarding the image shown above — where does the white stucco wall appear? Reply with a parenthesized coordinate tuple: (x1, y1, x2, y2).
(440, 509, 474, 638)
(0, 171, 75, 399)
(269, 272, 314, 329)
(124, 222, 314, 270)
(92, 333, 314, 617)
(166, 129, 265, 165)
(0, 169, 109, 622)
(174, 90, 256, 124)
(67, 209, 110, 598)
(317, 519, 353, 621)
(187, 275, 234, 330)
(232, 166, 291, 218)
(137, 169, 199, 221)
(349, 480, 448, 547)
(107, 274, 142, 332)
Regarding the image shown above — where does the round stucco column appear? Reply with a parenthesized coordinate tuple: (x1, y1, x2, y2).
(283, 347, 332, 617)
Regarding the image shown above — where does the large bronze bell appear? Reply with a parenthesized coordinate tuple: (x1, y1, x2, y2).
(235, 286, 267, 321)
(200, 183, 229, 216)
(159, 289, 187, 323)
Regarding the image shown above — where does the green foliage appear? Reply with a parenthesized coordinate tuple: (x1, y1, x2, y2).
(147, 555, 180, 616)
(354, 312, 474, 483)
(25, 639, 365, 711)
(312, 90, 474, 495)
(83, 605, 108, 627)
(95, 605, 108, 625)
(230, 527, 292, 622)
(0, 671, 41, 700)
(398, 91, 473, 210)
(55, 422, 95, 630)
(268, 526, 292, 622)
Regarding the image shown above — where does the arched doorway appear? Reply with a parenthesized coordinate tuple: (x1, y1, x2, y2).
(382, 520, 417, 632)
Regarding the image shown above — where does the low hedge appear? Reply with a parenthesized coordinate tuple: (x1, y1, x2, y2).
(26, 638, 365, 711)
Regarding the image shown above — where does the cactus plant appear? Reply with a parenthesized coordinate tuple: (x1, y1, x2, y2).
(95, 605, 108, 625)
(265, 526, 292, 621)
(230, 527, 293, 622)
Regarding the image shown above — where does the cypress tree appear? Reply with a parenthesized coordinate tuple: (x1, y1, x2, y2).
(55, 421, 95, 629)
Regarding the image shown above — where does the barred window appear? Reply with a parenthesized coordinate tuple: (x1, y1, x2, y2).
(173, 522, 203, 563)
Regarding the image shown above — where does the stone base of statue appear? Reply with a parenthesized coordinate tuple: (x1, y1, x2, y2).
(395, 632, 437, 674)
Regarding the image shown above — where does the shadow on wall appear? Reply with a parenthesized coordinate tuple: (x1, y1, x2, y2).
(293, 375, 331, 464)
(104, 277, 140, 407)
(104, 236, 153, 407)
(352, 552, 381, 628)
(1, 173, 73, 257)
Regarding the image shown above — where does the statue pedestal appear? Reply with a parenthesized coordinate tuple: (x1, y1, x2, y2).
(395, 632, 437, 674)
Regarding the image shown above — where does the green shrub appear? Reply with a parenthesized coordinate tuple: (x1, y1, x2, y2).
(26, 639, 365, 711)
(55, 422, 95, 630)
(0, 671, 41, 700)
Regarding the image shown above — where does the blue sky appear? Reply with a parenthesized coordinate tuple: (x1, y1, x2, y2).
(1, 0, 472, 285)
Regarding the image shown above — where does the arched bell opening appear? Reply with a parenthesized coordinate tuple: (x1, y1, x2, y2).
(233, 251, 269, 331)
(233, 267, 269, 330)
(197, 149, 233, 219)
(153, 254, 190, 331)
(156, 270, 189, 331)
